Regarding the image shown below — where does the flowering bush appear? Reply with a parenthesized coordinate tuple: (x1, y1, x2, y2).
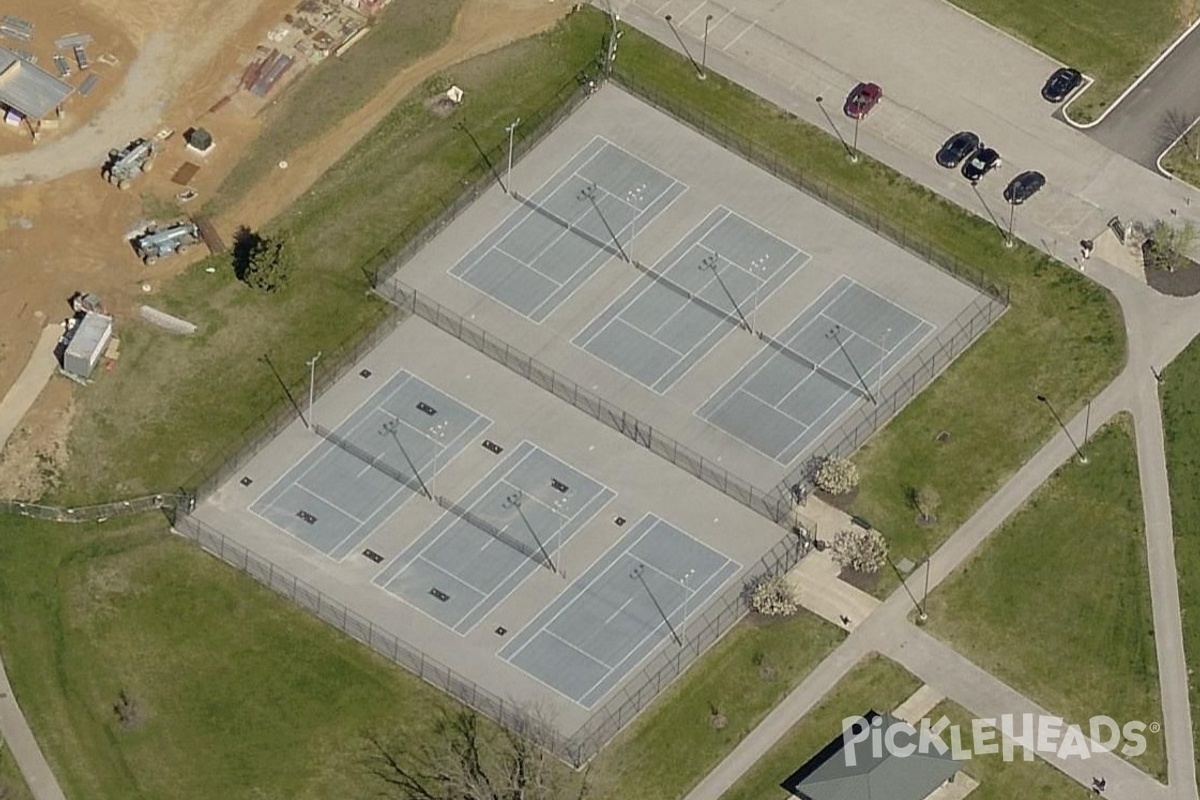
(815, 457, 859, 495)
(749, 574, 800, 617)
(831, 528, 888, 574)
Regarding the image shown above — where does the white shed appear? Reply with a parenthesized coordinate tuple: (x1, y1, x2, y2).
(63, 312, 112, 379)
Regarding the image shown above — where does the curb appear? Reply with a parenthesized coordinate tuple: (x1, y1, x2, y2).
(1062, 14, 1200, 129)
(1156, 114, 1200, 181)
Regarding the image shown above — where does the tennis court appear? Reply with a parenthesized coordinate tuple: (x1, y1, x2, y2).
(572, 207, 810, 393)
(249, 370, 491, 560)
(449, 136, 687, 322)
(373, 441, 615, 634)
(698, 276, 934, 464)
(498, 513, 739, 708)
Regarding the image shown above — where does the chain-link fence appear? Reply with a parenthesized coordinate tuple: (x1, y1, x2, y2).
(172, 509, 805, 766)
(378, 280, 812, 531)
(611, 70, 1011, 307)
(0, 493, 186, 523)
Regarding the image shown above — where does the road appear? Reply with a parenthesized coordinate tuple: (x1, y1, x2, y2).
(605, 0, 1200, 798)
(1084, 20, 1200, 169)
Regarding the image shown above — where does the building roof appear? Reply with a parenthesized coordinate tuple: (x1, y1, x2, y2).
(0, 48, 75, 119)
(64, 312, 113, 362)
(782, 711, 961, 800)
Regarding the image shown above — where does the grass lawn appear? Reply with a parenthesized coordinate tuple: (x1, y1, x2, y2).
(715, 655, 922, 800)
(945, 0, 1191, 123)
(613, 26, 1125, 586)
(205, 0, 466, 215)
(1160, 332, 1200, 783)
(927, 701, 1092, 799)
(1160, 131, 1200, 188)
(0, 513, 546, 800)
(925, 416, 1164, 777)
(590, 612, 843, 800)
(0, 740, 34, 800)
(52, 11, 608, 503)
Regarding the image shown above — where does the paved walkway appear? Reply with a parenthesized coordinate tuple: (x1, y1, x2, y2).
(0, 655, 66, 800)
(0, 326, 61, 454)
(604, 1, 1200, 799)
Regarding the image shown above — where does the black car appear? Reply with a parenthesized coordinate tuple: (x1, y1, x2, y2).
(962, 147, 1002, 182)
(936, 131, 981, 168)
(1003, 170, 1046, 205)
(1041, 67, 1082, 103)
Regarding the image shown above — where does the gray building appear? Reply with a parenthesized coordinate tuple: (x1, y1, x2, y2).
(62, 312, 113, 380)
(0, 47, 75, 132)
(783, 711, 963, 800)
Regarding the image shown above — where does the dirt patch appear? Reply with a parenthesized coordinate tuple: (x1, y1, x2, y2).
(220, 0, 573, 235)
(0, 379, 75, 500)
(1144, 259, 1200, 296)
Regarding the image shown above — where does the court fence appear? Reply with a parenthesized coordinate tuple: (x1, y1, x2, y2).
(172, 509, 808, 766)
(377, 279, 813, 533)
(610, 70, 1012, 307)
(0, 493, 186, 523)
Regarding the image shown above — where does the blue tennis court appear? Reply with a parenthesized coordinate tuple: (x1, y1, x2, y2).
(373, 441, 615, 634)
(449, 136, 687, 322)
(249, 370, 490, 560)
(498, 514, 739, 708)
(697, 276, 934, 464)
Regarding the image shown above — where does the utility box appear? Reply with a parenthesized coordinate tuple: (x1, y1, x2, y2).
(63, 312, 113, 380)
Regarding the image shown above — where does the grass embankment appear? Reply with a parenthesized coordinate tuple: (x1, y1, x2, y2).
(0, 513, 838, 800)
(54, 11, 608, 502)
(1160, 334, 1200, 782)
(207, 0, 466, 215)
(613, 27, 1125, 582)
(947, 0, 1190, 123)
(926, 417, 1163, 777)
(1160, 131, 1200, 188)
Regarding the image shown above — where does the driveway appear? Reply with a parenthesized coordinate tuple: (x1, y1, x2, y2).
(1084, 21, 1200, 169)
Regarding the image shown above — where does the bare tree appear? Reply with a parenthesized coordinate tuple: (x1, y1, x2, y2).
(1145, 219, 1200, 272)
(1159, 108, 1200, 160)
(364, 710, 588, 800)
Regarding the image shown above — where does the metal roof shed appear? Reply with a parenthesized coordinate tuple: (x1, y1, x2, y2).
(0, 47, 75, 120)
(63, 312, 113, 380)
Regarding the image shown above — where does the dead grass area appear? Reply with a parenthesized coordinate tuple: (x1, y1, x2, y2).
(0, 380, 74, 499)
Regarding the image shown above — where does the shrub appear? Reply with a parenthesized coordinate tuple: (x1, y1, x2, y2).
(831, 528, 888, 574)
(815, 457, 859, 495)
(749, 574, 799, 616)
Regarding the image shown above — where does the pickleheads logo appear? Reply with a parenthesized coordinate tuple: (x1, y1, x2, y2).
(841, 713, 1157, 765)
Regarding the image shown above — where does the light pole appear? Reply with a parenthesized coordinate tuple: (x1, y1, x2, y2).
(701, 14, 714, 79)
(852, 114, 861, 163)
(1036, 394, 1088, 464)
(306, 351, 322, 430)
(827, 324, 877, 404)
(664, 15, 705, 80)
(631, 563, 682, 646)
(679, 568, 695, 643)
(815, 95, 857, 163)
(428, 421, 447, 499)
(1005, 196, 1017, 248)
(504, 117, 521, 195)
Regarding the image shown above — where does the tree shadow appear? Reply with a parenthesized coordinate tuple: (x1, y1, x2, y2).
(230, 225, 263, 282)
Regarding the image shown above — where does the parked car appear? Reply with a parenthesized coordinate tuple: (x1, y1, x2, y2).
(962, 147, 1002, 182)
(843, 82, 883, 119)
(1003, 170, 1046, 205)
(1041, 67, 1083, 103)
(936, 131, 981, 168)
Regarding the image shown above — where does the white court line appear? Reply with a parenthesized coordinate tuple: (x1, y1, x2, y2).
(544, 627, 615, 671)
(292, 483, 366, 524)
(721, 19, 755, 52)
(605, 594, 639, 625)
(492, 241, 569, 288)
(375, 555, 491, 633)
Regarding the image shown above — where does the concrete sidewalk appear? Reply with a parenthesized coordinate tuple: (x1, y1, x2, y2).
(0, 326, 61, 455)
(0, 655, 66, 800)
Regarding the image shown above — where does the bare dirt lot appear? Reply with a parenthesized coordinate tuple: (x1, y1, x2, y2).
(0, 0, 571, 497)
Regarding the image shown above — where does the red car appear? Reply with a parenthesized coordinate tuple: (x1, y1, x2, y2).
(843, 82, 883, 119)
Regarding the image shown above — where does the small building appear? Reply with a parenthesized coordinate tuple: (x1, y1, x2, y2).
(782, 711, 964, 800)
(0, 46, 75, 137)
(62, 312, 113, 380)
(185, 126, 213, 154)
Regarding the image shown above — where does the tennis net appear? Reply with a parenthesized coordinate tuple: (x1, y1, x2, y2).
(313, 424, 554, 571)
(757, 333, 867, 399)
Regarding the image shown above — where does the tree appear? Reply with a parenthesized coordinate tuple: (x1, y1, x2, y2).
(233, 227, 295, 292)
(1145, 219, 1199, 273)
(830, 528, 888, 574)
(364, 710, 588, 800)
(749, 574, 800, 616)
(914, 487, 941, 524)
(814, 457, 859, 495)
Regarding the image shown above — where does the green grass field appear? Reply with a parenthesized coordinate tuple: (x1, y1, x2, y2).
(612, 27, 1125, 586)
(589, 613, 843, 800)
(1160, 332, 1200, 783)
(205, 0, 466, 215)
(0, 741, 34, 800)
(52, 11, 609, 503)
(1161, 132, 1200, 188)
(926, 417, 1164, 777)
(714, 656, 922, 800)
(946, 0, 1189, 123)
